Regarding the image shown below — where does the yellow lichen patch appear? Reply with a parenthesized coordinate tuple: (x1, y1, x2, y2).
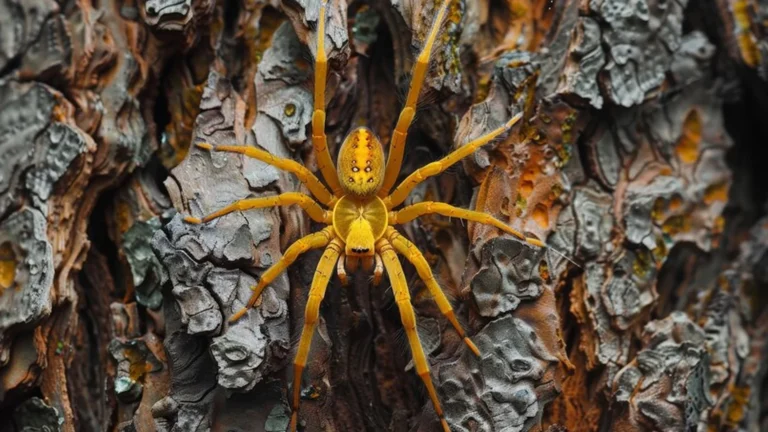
(676, 110, 702, 164)
(738, 33, 761, 67)
(726, 385, 751, 425)
(521, 168, 538, 188)
(114, 200, 134, 236)
(433, 0, 462, 74)
(515, 195, 527, 217)
(632, 248, 653, 278)
(532, 203, 549, 229)
(474, 73, 492, 103)
(662, 215, 691, 236)
(124, 345, 155, 382)
(669, 195, 683, 211)
(704, 182, 729, 204)
(0, 242, 16, 294)
(734, 0, 761, 67)
(651, 197, 666, 223)
(446, 0, 462, 25)
(549, 183, 563, 201)
(519, 180, 534, 197)
(712, 215, 726, 248)
(652, 236, 668, 261)
(538, 259, 550, 282)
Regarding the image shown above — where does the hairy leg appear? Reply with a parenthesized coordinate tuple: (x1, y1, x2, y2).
(390, 201, 544, 247)
(379, 0, 453, 196)
(195, 143, 335, 206)
(183, 192, 331, 224)
(376, 238, 450, 432)
(311, 1, 343, 195)
(290, 238, 343, 431)
(384, 113, 523, 208)
(385, 227, 480, 356)
(229, 227, 334, 322)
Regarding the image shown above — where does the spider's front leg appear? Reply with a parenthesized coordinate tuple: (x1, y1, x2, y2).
(290, 238, 343, 432)
(380, 0, 454, 196)
(376, 238, 451, 432)
(311, 1, 343, 196)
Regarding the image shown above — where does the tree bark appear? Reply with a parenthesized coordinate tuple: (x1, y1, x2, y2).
(0, 0, 767, 431)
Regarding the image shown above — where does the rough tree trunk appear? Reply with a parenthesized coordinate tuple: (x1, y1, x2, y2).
(0, 0, 767, 431)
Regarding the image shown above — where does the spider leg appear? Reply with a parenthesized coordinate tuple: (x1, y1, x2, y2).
(384, 113, 523, 208)
(372, 253, 383, 286)
(290, 238, 343, 432)
(380, 0, 453, 196)
(385, 227, 480, 357)
(229, 227, 334, 322)
(390, 201, 544, 248)
(337, 251, 348, 286)
(183, 192, 330, 225)
(311, 1, 343, 196)
(376, 238, 450, 432)
(195, 143, 335, 206)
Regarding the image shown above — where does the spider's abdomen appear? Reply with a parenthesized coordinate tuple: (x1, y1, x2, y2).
(337, 127, 385, 197)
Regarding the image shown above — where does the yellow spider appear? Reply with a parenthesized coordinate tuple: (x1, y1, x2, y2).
(184, 1, 544, 430)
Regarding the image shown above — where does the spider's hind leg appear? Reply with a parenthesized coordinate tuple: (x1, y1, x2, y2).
(376, 238, 451, 432)
(290, 238, 342, 431)
(385, 227, 480, 357)
(229, 227, 334, 322)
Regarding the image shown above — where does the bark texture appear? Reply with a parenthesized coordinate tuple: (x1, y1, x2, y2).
(0, 0, 767, 431)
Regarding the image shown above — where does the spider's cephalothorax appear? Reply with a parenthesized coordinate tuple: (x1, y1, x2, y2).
(183, 1, 543, 431)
